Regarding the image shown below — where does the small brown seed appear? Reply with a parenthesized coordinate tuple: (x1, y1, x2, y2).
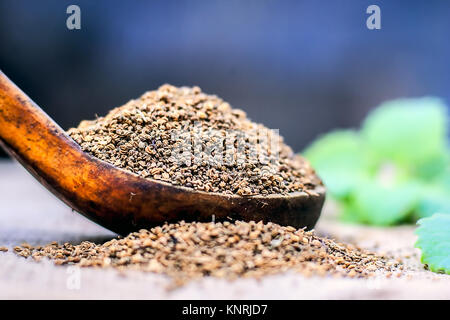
(12, 220, 396, 288)
(66, 85, 322, 197)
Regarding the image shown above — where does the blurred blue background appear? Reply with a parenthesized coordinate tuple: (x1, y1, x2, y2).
(1, 0, 449, 158)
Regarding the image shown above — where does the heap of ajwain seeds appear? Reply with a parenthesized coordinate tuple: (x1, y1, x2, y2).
(67, 85, 322, 196)
(11, 221, 399, 286)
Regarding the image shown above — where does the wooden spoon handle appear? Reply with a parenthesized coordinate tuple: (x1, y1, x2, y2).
(0, 71, 76, 175)
(0, 71, 126, 229)
(0, 71, 153, 233)
(0, 71, 104, 217)
(0, 71, 152, 232)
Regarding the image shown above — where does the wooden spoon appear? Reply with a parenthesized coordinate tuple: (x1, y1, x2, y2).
(0, 71, 325, 235)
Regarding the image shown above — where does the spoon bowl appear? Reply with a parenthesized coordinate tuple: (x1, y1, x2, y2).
(0, 71, 325, 235)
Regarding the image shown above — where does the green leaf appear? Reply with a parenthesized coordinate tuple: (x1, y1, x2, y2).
(311, 167, 368, 200)
(440, 166, 450, 192)
(417, 185, 450, 219)
(351, 180, 420, 225)
(362, 97, 448, 166)
(303, 130, 364, 168)
(414, 151, 449, 181)
(415, 213, 450, 274)
(302, 97, 449, 226)
(338, 198, 367, 224)
(303, 130, 371, 198)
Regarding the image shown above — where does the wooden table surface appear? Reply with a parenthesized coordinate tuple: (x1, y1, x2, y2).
(0, 160, 449, 299)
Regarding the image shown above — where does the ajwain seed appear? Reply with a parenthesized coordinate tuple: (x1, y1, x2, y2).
(12, 220, 399, 287)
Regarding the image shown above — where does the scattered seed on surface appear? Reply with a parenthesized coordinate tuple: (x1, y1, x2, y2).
(13, 220, 399, 287)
